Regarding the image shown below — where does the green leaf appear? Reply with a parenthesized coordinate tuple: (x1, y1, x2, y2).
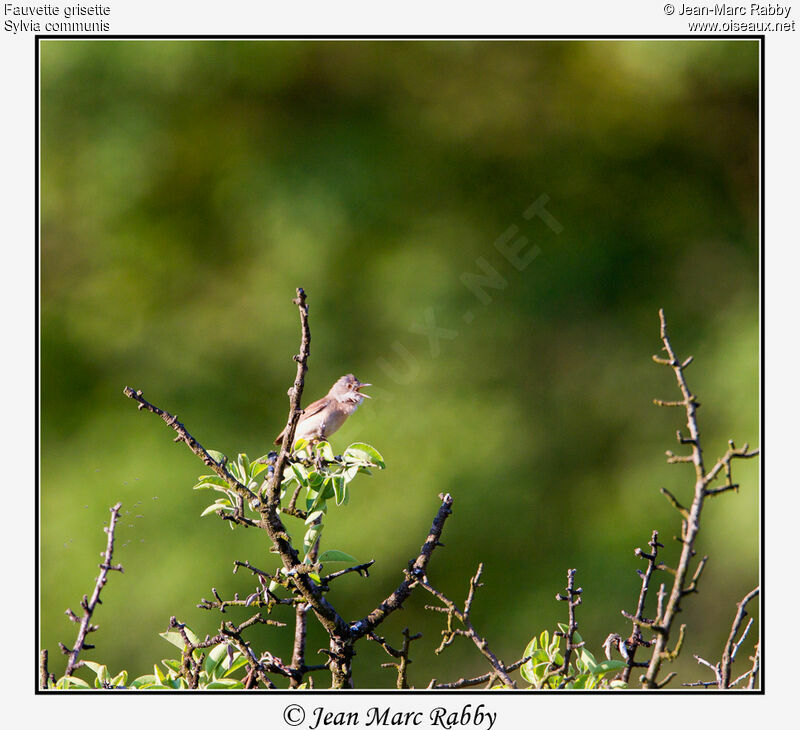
(314, 440, 334, 461)
(320, 479, 335, 500)
(318, 549, 357, 563)
(201, 499, 231, 517)
(224, 655, 250, 677)
(520, 637, 540, 685)
(192, 475, 230, 491)
(81, 660, 105, 676)
(308, 571, 322, 584)
(303, 523, 323, 552)
(160, 626, 200, 651)
(204, 642, 229, 678)
(290, 463, 308, 486)
(238, 453, 250, 478)
(344, 443, 385, 468)
(591, 659, 628, 676)
(227, 461, 243, 481)
(111, 670, 128, 687)
(251, 461, 269, 479)
(579, 648, 598, 673)
(183, 626, 201, 645)
(293, 438, 309, 451)
(332, 475, 346, 505)
(129, 674, 158, 688)
(161, 658, 182, 673)
(539, 630, 550, 652)
(206, 449, 226, 464)
(305, 509, 325, 525)
(57, 675, 91, 689)
(198, 475, 229, 486)
(205, 678, 244, 689)
(307, 470, 323, 487)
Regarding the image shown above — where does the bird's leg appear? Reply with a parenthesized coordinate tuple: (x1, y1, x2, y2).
(305, 438, 326, 471)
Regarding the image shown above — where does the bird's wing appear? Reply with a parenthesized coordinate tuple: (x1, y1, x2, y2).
(274, 396, 330, 444)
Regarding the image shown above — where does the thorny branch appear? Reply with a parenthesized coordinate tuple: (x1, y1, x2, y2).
(553, 569, 585, 686)
(122, 289, 454, 688)
(426, 656, 532, 690)
(166, 614, 323, 690)
(420, 563, 517, 689)
(351, 493, 454, 640)
(684, 587, 760, 689)
(48, 304, 758, 690)
(60, 503, 124, 678)
(40, 650, 53, 690)
(747, 643, 760, 689)
(269, 288, 311, 510)
(639, 309, 759, 688)
(369, 628, 423, 689)
(605, 531, 662, 683)
(720, 587, 759, 687)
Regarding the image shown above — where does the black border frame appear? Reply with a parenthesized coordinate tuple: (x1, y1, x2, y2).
(35, 34, 765, 696)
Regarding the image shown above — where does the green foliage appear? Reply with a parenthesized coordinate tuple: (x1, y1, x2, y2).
(193, 439, 384, 565)
(48, 629, 248, 690)
(518, 626, 627, 690)
(48, 439, 384, 690)
(287, 440, 384, 564)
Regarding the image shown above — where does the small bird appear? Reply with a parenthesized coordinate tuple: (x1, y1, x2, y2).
(275, 374, 371, 446)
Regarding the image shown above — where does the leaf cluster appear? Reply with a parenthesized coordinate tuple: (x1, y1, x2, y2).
(519, 626, 627, 690)
(46, 628, 248, 690)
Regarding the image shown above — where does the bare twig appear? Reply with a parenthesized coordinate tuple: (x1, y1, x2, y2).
(268, 287, 311, 510)
(122, 291, 459, 689)
(747, 643, 760, 689)
(608, 532, 661, 682)
(40, 650, 52, 690)
(720, 587, 759, 688)
(124, 291, 357, 686)
(289, 602, 310, 688)
(642, 310, 759, 688)
(688, 587, 760, 689)
(352, 493, 454, 639)
(370, 628, 423, 689)
(323, 560, 375, 585)
(427, 655, 532, 689)
(122, 389, 259, 507)
(421, 563, 517, 689)
(555, 569, 585, 678)
(62, 503, 124, 677)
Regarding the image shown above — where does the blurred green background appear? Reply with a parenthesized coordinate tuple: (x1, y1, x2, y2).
(40, 40, 759, 689)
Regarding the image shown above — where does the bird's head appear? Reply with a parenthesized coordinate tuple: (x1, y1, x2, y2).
(330, 374, 371, 402)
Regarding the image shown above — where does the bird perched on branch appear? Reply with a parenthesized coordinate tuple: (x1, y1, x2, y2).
(275, 374, 371, 447)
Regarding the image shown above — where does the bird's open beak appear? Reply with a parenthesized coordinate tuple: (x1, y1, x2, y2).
(356, 383, 372, 398)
